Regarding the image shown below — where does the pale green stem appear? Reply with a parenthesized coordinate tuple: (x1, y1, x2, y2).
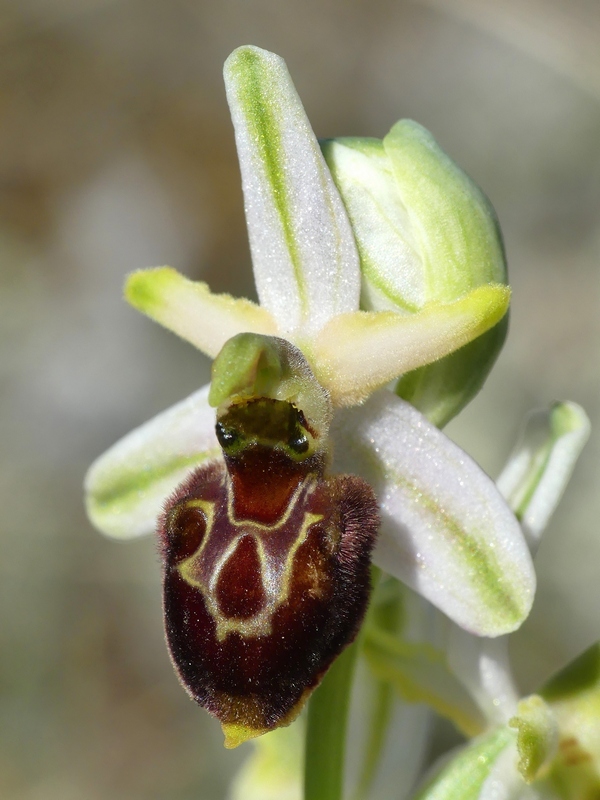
(303, 638, 360, 800)
(304, 569, 383, 800)
(353, 567, 402, 800)
(353, 679, 394, 800)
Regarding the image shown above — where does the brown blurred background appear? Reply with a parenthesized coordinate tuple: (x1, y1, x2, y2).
(1, 1, 599, 797)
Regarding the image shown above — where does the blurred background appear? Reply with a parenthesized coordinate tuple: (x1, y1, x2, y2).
(1, 0, 599, 797)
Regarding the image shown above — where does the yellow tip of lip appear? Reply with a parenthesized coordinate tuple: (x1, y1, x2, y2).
(222, 722, 267, 749)
(220, 688, 313, 748)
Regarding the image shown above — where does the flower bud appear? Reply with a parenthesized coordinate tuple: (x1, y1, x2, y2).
(540, 643, 600, 798)
(322, 121, 508, 426)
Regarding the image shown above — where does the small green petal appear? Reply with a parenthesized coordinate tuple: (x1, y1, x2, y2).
(125, 267, 277, 358)
(314, 284, 510, 406)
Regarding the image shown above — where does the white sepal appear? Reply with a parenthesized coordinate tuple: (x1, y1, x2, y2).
(332, 391, 536, 636)
(224, 46, 360, 340)
(85, 385, 220, 538)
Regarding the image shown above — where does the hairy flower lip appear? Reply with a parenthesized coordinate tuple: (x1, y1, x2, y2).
(159, 434, 380, 746)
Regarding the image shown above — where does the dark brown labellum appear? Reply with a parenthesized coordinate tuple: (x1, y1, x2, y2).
(158, 398, 379, 747)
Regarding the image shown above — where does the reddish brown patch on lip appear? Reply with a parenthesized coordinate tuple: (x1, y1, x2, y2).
(216, 535, 265, 619)
(227, 445, 321, 523)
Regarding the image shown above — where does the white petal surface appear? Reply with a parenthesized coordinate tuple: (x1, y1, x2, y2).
(125, 267, 277, 358)
(85, 385, 221, 538)
(224, 46, 360, 339)
(332, 391, 536, 636)
(496, 401, 590, 554)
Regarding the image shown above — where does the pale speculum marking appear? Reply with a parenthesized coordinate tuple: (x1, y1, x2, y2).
(177, 474, 323, 642)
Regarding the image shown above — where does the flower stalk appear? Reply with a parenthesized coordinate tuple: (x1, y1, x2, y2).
(304, 638, 361, 800)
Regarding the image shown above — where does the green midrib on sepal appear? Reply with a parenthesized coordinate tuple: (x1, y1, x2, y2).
(385, 463, 528, 631)
(356, 438, 528, 635)
(88, 448, 221, 515)
(233, 48, 308, 316)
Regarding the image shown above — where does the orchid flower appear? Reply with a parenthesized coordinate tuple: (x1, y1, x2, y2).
(84, 45, 535, 747)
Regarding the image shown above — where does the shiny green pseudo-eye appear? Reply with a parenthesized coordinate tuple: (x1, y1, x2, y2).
(158, 336, 379, 747)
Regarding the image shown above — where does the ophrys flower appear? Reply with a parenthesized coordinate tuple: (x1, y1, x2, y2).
(85, 45, 535, 746)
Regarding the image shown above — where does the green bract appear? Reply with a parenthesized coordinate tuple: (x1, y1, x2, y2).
(322, 122, 508, 426)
